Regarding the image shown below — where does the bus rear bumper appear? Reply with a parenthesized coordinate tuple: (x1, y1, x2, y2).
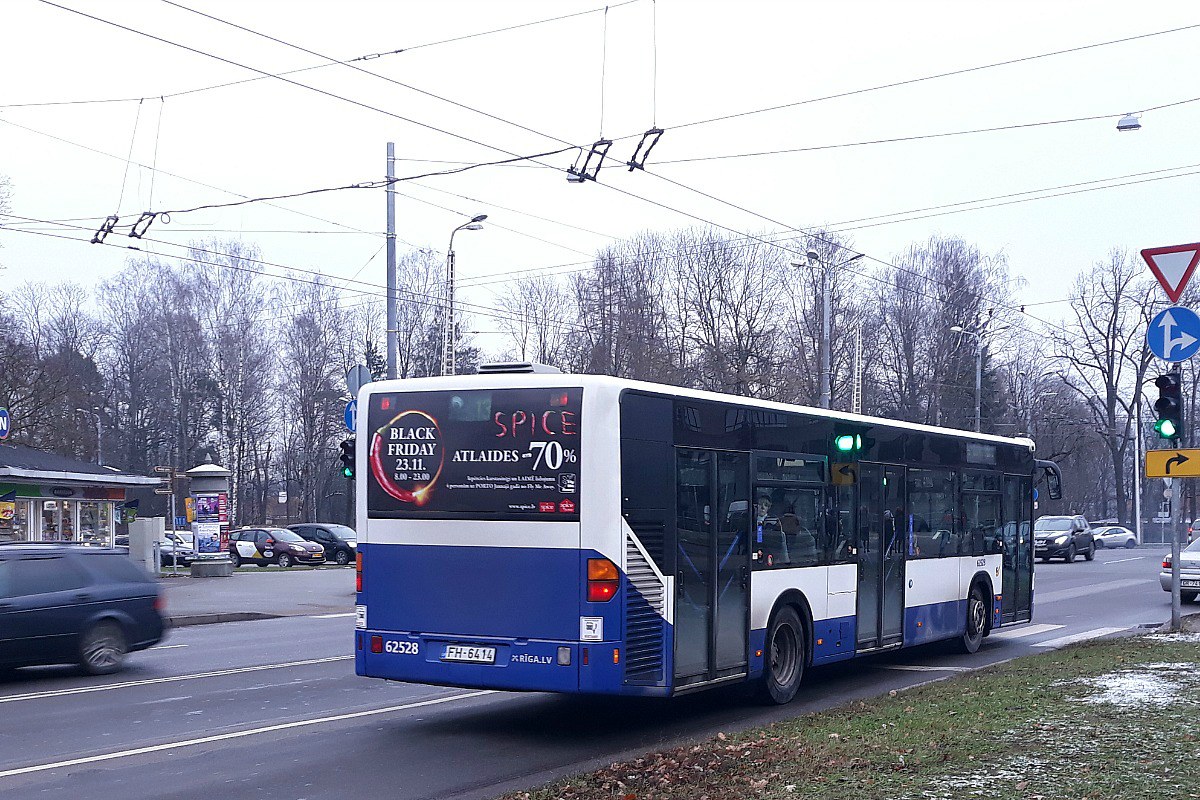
(356, 629, 655, 694)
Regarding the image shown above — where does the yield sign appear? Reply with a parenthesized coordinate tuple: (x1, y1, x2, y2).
(1141, 242, 1200, 303)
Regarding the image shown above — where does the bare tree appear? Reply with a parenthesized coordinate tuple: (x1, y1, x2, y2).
(1053, 250, 1155, 523)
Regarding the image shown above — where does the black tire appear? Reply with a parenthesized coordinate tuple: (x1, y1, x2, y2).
(1084, 542, 1095, 562)
(229, 551, 242, 568)
(1125, 539, 1138, 549)
(1183, 591, 1199, 604)
(1065, 544, 1076, 563)
(277, 552, 294, 568)
(79, 621, 127, 675)
(756, 606, 806, 705)
(1039, 556, 1050, 563)
(334, 549, 350, 566)
(957, 584, 988, 654)
(1094, 539, 1105, 549)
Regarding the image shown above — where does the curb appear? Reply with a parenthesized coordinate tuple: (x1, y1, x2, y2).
(167, 612, 284, 627)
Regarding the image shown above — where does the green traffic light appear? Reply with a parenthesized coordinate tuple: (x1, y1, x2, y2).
(834, 434, 861, 452)
(1155, 418, 1180, 439)
(342, 466, 354, 478)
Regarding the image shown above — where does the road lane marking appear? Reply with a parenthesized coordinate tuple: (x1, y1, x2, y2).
(1031, 627, 1128, 649)
(1104, 556, 1146, 565)
(879, 664, 974, 673)
(1035, 579, 1145, 604)
(989, 623, 1064, 640)
(0, 656, 353, 705)
(154, 644, 189, 650)
(310, 612, 355, 619)
(0, 690, 493, 780)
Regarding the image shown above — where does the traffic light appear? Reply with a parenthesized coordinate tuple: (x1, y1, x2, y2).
(1154, 371, 1183, 440)
(339, 437, 356, 478)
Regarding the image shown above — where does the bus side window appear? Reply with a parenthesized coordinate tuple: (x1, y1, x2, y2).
(828, 484, 854, 562)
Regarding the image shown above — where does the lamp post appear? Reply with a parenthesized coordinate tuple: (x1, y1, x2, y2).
(441, 214, 487, 377)
(793, 251, 864, 409)
(949, 325, 983, 432)
(75, 407, 102, 465)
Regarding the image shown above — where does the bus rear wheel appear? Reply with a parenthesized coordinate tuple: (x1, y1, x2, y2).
(956, 585, 987, 654)
(757, 606, 806, 705)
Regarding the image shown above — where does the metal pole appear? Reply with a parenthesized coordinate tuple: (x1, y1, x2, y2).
(442, 246, 456, 376)
(974, 338, 983, 433)
(852, 324, 863, 415)
(820, 266, 832, 409)
(95, 412, 103, 466)
(1171, 477, 1182, 630)
(1134, 394, 1143, 542)
(386, 142, 397, 380)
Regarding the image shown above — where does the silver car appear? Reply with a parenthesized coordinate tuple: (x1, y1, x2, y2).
(1159, 538, 1200, 601)
(1094, 525, 1138, 549)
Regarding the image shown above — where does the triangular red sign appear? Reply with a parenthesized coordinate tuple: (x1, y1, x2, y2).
(1142, 242, 1200, 303)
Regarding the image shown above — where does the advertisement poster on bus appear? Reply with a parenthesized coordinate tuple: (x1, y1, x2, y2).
(366, 388, 581, 520)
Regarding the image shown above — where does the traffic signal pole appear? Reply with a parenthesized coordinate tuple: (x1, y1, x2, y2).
(1171, 477, 1182, 631)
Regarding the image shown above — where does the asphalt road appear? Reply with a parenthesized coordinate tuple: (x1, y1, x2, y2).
(0, 549, 1172, 800)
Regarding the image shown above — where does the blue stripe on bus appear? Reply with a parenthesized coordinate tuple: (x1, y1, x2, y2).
(903, 599, 966, 645)
(359, 543, 604, 642)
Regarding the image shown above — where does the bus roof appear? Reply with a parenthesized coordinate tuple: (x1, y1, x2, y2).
(360, 372, 1035, 452)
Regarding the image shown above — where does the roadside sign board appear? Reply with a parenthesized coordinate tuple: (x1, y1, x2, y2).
(1148, 306, 1200, 362)
(0, 407, 8, 440)
(1146, 449, 1200, 478)
(345, 364, 371, 397)
(344, 399, 357, 433)
(1142, 242, 1200, 303)
(153, 465, 173, 474)
(831, 463, 858, 485)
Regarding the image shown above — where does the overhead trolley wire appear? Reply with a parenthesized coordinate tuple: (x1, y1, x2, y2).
(604, 20, 1200, 142)
(3, 0, 640, 109)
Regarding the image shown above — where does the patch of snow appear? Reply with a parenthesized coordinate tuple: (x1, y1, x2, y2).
(1148, 633, 1200, 644)
(1076, 663, 1200, 707)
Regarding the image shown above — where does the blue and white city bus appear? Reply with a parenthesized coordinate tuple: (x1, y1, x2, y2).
(353, 365, 1061, 703)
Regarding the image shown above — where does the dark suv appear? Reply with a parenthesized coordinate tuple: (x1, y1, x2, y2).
(1034, 515, 1095, 562)
(0, 545, 165, 674)
(289, 524, 357, 566)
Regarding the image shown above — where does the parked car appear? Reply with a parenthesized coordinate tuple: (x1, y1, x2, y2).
(227, 528, 324, 568)
(158, 531, 196, 567)
(1160, 538, 1200, 602)
(1093, 525, 1138, 550)
(0, 544, 165, 674)
(1034, 515, 1095, 562)
(289, 523, 357, 566)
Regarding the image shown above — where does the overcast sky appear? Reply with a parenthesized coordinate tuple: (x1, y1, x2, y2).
(3, 0, 1199, 348)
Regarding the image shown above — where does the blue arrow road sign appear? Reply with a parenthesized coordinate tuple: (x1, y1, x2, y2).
(1149, 306, 1200, 363)
(0, 407, 9, 440)
(344, 399, 357, 433)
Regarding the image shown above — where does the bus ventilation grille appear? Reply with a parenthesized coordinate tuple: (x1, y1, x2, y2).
(624, 534, 665, 684)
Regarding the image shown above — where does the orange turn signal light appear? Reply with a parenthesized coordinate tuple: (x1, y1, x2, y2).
(587, 558, 618, 581)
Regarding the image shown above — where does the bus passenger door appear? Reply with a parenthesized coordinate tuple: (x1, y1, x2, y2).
(674, 449, 750, 687)
(1002, 475, 1033, 623)
(856, 463, 906, 651)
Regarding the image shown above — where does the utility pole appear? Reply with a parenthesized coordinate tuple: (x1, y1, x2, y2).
(819, 262, 832, 409)
(852, 325, 863, 414)
(386, 142, 397, 380)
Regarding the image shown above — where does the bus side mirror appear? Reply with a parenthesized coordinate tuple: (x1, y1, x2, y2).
(1037, 460, 1063, 501)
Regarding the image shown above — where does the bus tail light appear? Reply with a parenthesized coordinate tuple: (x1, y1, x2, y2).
(370, 635, 383, 653)
(587, 558, 619, 602)
(356, 551, 363, 593)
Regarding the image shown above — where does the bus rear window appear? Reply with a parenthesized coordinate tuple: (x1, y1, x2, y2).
(366, 388, 582, 521)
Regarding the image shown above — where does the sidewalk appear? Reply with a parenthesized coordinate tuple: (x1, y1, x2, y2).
(161, 566, 355, 626)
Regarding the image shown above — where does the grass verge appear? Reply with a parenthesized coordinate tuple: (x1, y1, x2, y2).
(504, 633, 1200, 800)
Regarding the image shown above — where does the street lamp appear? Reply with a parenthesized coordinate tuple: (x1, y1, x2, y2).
(441, 214, 488, 377)
(75, 407, 102, 465)
(949, 325, 984, 433)
(791, 250, 864, 409)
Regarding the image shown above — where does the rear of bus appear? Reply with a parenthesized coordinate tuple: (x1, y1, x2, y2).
(354, 377, 628, 694)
